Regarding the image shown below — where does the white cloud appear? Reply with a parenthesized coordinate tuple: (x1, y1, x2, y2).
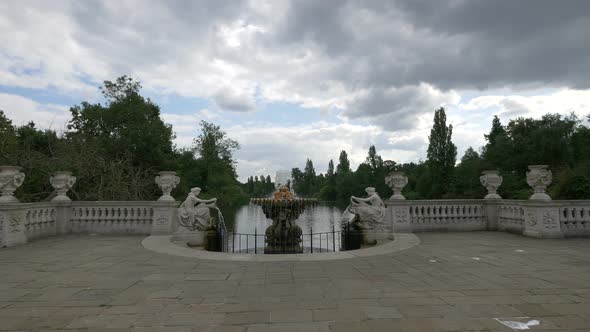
(460, 89, 590, 120)
(0, 93, 70, 131)
(227, 121, 419, 181)
(2, 0, 590, 180)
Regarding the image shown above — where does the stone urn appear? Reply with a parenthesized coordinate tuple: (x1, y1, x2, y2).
(155, 171, 180, 202)
(0, 166, 25, 203)
(385, 171, 408, 200)
(526, 165, 552, 200)
(50, 171, 76, 202)
(480, 171, 502, 199)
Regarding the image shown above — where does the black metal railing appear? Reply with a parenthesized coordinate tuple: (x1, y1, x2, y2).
(217, 225, 364, 254)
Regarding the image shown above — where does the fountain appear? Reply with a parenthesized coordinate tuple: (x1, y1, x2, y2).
(251, 186, 317, 254)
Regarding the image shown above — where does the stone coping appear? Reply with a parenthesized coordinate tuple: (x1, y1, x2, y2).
(141, 233, 420, 261)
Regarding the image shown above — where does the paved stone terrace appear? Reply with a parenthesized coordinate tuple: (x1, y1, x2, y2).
(1, 232, 589, 331)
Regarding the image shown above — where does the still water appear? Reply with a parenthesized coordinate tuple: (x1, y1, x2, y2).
(223, 203, 345, 234)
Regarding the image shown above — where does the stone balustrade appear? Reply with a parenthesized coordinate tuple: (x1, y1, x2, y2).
(498, 201, 526, 233)
(24, 203, 57, 241)
(1, 166, 590, 248)
(407, 200, 486, 231)
(388, 200, 489, 235)
(70, 202, 155, 235)
(559, 202, 590, 237)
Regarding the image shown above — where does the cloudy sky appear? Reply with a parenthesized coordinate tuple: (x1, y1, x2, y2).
(1, 0, 590, 181)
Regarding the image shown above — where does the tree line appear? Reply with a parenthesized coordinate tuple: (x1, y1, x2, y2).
(244, 175, 275, 197)
(2, 76, 589, 204)
(291, 108, 590, 202)
(0, 76, 249, 206)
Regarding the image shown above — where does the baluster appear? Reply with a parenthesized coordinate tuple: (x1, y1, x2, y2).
(91, 207, 97, 233)
(572, 208, 579, 230)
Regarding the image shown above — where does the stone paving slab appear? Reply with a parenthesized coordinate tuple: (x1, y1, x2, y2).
(0, 232, 590, 331)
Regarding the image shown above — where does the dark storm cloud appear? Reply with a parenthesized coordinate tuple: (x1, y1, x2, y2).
(2, 0, 589, 129)
(271, 0, 590, 90)
(345, 85, 458, 130)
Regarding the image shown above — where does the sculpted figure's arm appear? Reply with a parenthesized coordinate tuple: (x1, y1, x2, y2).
(351, 195, 370, 204)
(368, 194, 384, 207)
(195, 197, 217, 206)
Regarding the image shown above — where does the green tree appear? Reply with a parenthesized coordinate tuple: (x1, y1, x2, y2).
(327, 159, 335, 177)
(485, 115, 506, 146)
(0, 110, 17, 163)
(336, 150, 351, 175)
(319, 159, 338, 201)
(301, 158, 317, 197)
(448, 147, 485, 198)
(426, 107, 457, 198)
(192, 121, 246, 206)
(365, 145, 383, 171)
(68, 76, 175, 170)
(291, 167, 303, 194)
(193, 121, 240, 190)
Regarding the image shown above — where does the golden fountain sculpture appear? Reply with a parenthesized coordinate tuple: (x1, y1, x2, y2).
(251, 186, 317, 254)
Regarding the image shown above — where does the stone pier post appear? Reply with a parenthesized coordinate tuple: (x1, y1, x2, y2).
(54, 201, 72, 235)
(484, 200, 500, 231)
(386, 200, 412, 233)
(151, 201, 178, 235)
(0, 204, 27, 247)
(523, 202, 563, 238)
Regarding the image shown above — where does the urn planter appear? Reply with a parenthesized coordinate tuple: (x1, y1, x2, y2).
(155, 171, 180, 202)
(0, 166, 25, 203)
(526, 165, 552, 200)
(480, 170, 503, 199)
(50, 171, 76, 202)
(385, 171, 408, 200)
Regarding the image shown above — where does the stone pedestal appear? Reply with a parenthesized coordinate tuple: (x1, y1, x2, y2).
(484, 200, 500, 231)
(54, 201, 72, 235)
(523, 203, 563, 238)
(265, 219, 303, 254)
(173, 227, 205, 246)
(0, 207, 27, 247)
(387, 202, 411, 233)
(151, 202, 177, 235)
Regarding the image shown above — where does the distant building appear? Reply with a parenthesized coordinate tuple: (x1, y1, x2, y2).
(275, 170, 292, 189)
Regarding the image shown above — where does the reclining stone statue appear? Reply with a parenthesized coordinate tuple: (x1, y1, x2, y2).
(349, 187, 385, 225)
(344, 187, 385, 244)
(175, 187, 221, 246)
(178, 187, 218, 231)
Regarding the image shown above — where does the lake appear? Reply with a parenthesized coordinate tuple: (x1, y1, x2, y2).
(221, 202, 346, 253)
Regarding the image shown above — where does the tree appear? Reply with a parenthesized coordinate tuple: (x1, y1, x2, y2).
(448, 147, 485, 198)
(484, 115, 506, 146)
(0, 110, 17, 163)
(426, 107, 457, 198)
(68, 76, 175, 170)
(193, 121, 240, 191)
(301, 158, 317, 197)
(327, 159, 335, 177)
(365, 145, 383, 171)
(336, 150, 351, 175)
(319, 159, 337, 201)
(291, 167, 304, 194)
